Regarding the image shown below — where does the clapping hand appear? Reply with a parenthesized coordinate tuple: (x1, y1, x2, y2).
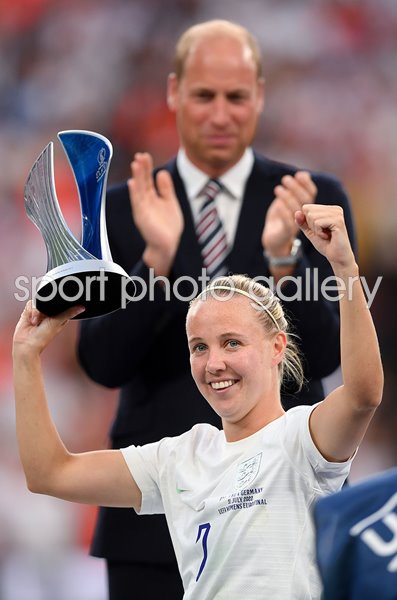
(262, 171, 317, 258)
(128, 153, 184, 276)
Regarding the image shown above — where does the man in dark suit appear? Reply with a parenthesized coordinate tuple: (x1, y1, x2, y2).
(77, 19, 356, 600)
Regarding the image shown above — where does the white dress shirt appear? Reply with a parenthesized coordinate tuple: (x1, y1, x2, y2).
(176, 147, 254, 248)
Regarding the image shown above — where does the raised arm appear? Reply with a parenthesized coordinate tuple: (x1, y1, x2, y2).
(263, 169, 357, 380)
(296, 205, 383, 462)
(13, 303, 141, 510)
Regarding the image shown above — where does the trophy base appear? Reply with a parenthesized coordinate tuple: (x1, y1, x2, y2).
(34, 260, 135, 319)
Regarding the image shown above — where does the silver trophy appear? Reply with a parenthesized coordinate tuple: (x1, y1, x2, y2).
(24, 130, 134, 319)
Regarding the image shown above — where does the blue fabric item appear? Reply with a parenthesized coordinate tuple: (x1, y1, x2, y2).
(314, 468, 397, 600)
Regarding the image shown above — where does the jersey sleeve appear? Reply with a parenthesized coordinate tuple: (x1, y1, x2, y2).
(282, 404, 353, 493)
(120, 440, 166, 515)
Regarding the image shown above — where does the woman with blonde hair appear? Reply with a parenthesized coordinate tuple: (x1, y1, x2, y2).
(13, 203, 382, 599)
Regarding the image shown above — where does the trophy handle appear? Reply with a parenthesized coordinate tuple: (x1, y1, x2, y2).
(24, 142, 96, 273)
(58, 130, 113, 262)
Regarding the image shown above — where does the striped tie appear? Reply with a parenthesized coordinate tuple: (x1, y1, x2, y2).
(196, 179, 229, 280)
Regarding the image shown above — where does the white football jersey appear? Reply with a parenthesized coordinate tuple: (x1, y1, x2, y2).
(121, 404, 352, 599)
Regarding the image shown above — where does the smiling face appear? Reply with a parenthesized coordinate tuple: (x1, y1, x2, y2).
(186, 295, 286, 440)
(167, 34, 264, 177)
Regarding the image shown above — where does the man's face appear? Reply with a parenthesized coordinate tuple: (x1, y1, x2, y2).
(167, 36, 265, 176)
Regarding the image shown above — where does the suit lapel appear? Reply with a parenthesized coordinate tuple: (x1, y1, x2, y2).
(164, 160, 203, 279)
(228, 154, 279, 274)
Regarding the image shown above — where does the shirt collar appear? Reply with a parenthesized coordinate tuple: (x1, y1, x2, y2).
(176, 147, 254, 200)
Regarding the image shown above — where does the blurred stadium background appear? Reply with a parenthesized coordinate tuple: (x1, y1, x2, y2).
(1, 0, 396, 597)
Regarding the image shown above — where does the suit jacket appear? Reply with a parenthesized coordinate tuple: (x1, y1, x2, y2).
(77, 151, 356, 563)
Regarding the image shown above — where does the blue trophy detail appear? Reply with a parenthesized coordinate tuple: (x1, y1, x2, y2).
(24, 130, 134, 318)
